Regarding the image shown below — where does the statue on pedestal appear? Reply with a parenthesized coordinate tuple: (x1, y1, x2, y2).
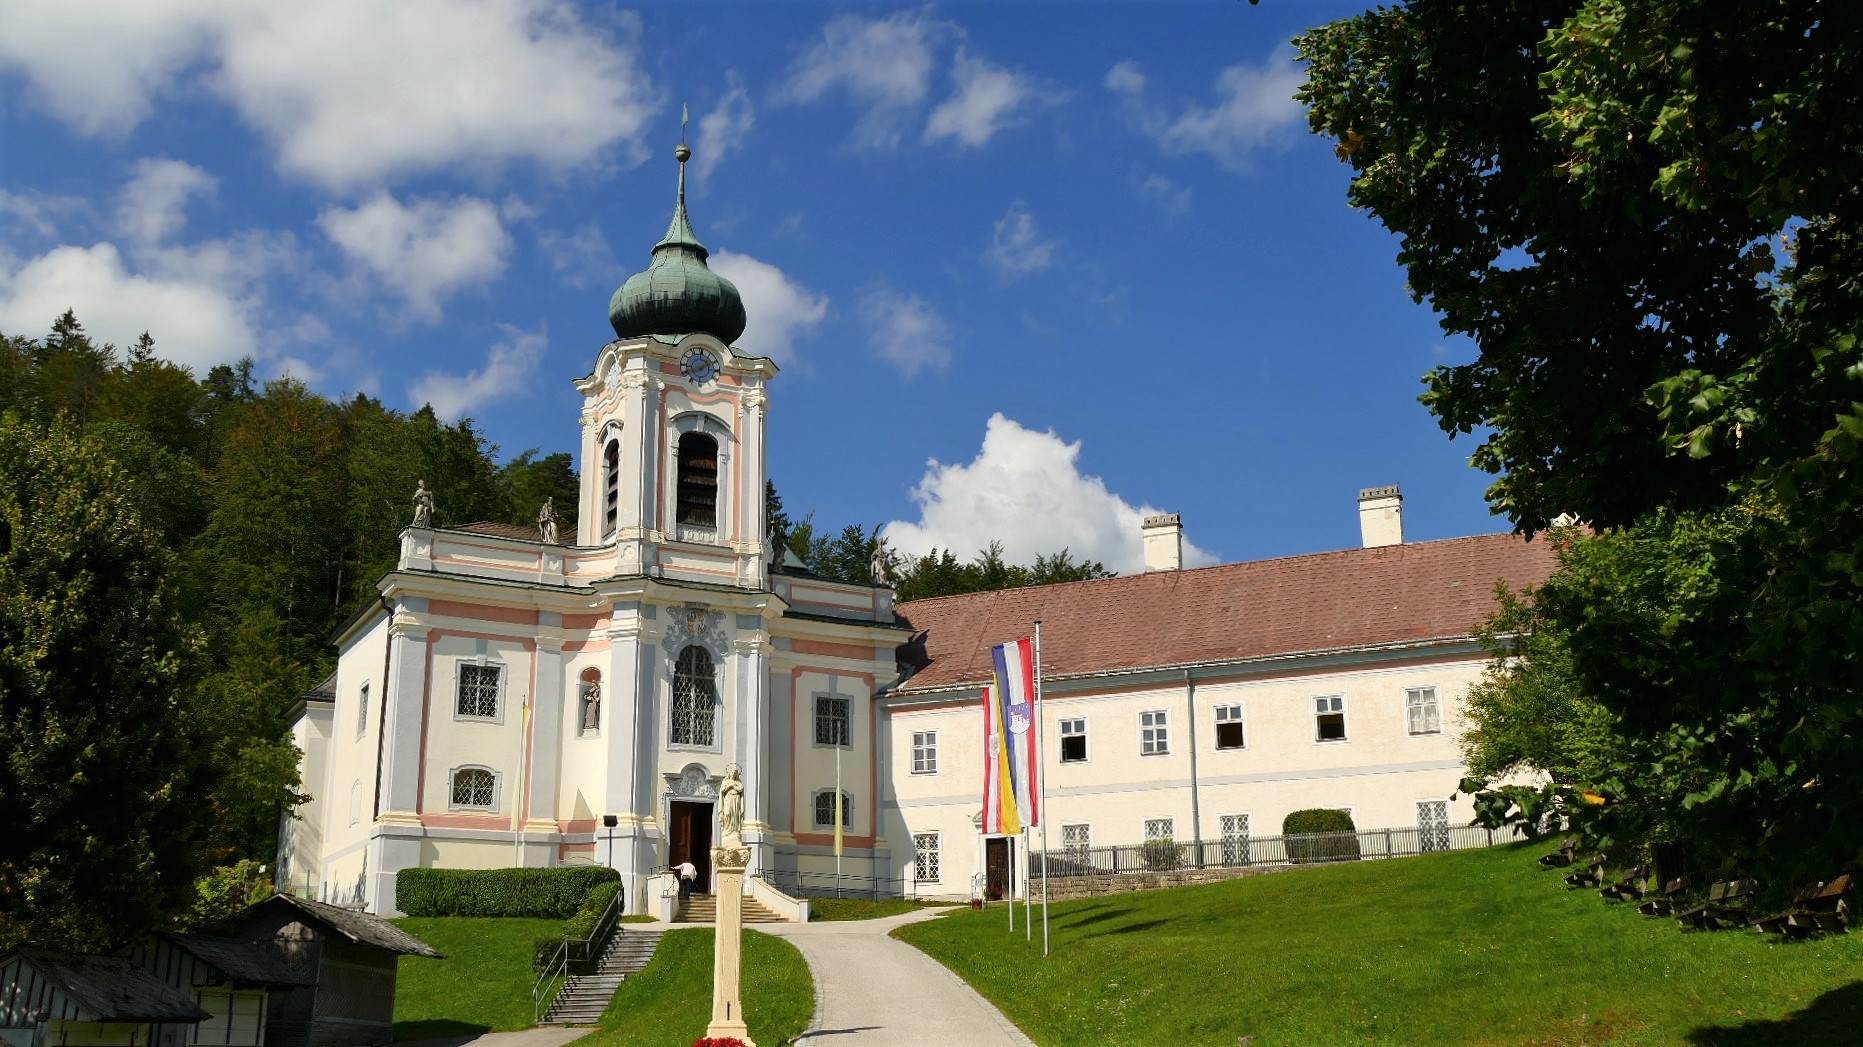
(719, 765, 745, 847)
(538, 497, 558, 544)
(411, 480, 435, 528)
(870, 537, 893, 586)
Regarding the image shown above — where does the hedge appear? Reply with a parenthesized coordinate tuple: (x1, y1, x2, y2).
(1282, 809, 1361, 863)
(396, 866, 620, 918)
(533, 880, 623, 971)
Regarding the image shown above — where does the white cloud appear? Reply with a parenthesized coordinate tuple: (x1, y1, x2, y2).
(1139, 174, 1192, 216)
(1107, 45, 1304, 172)
(0, 189, 92, 243)
(116, 158, 217, 245)
(709, 251, 827, 364)
(984, 202, 1056, 278)
(0, 0, 661, 191)
(0, 243, 258, 368)
(408, 323, 546, 420)
(694, 85, 754, 186)
(924, 50, 1038, 148)
(780, 8, 951, 149)
(858, 288, 951, 377)
(883, 413, 1216, 575)
(536, 223, 620, 291)
(319, 193, 511, 319)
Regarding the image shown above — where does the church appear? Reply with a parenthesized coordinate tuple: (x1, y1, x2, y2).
(276, 138, 1557, 917)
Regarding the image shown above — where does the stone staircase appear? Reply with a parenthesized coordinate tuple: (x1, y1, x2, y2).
(673, 893, 788, 924)
(540, 928, 665, 1025)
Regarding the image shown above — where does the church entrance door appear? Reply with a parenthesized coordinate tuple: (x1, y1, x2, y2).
(985, 836, 1014, 900)
(669, 800, 713, 892)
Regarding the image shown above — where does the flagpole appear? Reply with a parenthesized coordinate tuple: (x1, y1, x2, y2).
(1023, 827, 1031, 941)
(1035, 619, 1049, 957)
(835, 732, 843, 899)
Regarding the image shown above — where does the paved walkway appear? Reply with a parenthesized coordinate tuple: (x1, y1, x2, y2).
(399, 1028, 590, 1047)
(761, 908, 1036, 1047)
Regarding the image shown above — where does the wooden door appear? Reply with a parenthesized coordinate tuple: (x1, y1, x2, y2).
(986, 837, 1013, 899)
(669, 801, 714, 892)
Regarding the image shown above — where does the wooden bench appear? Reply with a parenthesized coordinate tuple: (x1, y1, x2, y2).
(1539, 838, 1578, 868)
(1564, 853, 1606, 889)
(1637, 875, 1692, 917)
(1676, 878, 1758, 930)
(1599, 865, 1652, 903)
(1753, 875, 1852, 938)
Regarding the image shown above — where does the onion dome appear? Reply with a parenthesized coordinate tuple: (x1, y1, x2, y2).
(608, 137, 747, 344)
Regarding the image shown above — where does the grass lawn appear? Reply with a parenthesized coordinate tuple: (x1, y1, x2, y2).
(577, 930, 813, 1047)
(895, 841, 1863, 1046)
(391, 917, 560, 1040)
(808, 897, 960, 921)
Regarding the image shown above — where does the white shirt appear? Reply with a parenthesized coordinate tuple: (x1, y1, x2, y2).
(676, 861, 696, 880)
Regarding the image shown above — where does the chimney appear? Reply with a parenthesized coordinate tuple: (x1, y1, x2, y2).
(1357, 485, 1404, 548)
(1141, 513, 1183, 572)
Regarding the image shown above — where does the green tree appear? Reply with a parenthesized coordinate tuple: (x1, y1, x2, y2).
(0, 415, 218, 949)
(499, 449, 579, 538)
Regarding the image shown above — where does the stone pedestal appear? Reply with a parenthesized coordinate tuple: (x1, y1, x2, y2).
(707, 845, 755, 1046)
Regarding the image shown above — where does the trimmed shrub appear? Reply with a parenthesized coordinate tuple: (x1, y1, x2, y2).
(533, 880, 623, 970)
(396, 866, 619, 918)
(1283, 809, 1361, 863)
(1142, 837, 1183, 871)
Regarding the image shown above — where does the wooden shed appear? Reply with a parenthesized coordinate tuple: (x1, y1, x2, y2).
(218, 897, 439, 1047)
(0, 948, 211, 1047)
(121, 936, 318, 1047)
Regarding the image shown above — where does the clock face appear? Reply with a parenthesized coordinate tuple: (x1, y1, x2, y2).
(681, 347, 719, 384)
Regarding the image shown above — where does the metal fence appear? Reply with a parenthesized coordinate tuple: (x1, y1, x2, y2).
(759, 867, 916, 899)
(1033, 823, 1527, 878)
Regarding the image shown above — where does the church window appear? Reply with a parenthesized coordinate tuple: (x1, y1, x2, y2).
(603, 440, 620, 538)
(670, 646, 717, 747)
(1059, 718, 1088, 762)
(675, 432, 718, 528)
(910, 731, 937, 774)
(357, 683, 370, 740)
(1406, 686, 1441, 735)
(813, 790, 852, 828)
(1139, 710, 1169, 755)
(1314, 694, 1348, 742)
(815, 696, 851, 747)
(457, 663, 501, 719)
(450, 767, 497, 810)
(913, 833, 940, 882)
(1214, 704, 1245, 750)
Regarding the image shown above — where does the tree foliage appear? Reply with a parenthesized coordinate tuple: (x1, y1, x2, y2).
(1301, 1, 1863, 880)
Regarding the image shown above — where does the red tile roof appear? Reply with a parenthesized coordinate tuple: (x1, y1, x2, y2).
(892, 533, 1558, 693)
(454, 520, 555, 543)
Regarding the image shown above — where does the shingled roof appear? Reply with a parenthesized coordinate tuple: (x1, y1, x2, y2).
(4, 948, 212, 1023)
(892, 532, 1558, 693)
(239, 896, 442, 959)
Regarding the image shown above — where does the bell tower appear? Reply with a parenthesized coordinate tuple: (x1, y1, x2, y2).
(574, 127, 773, 588)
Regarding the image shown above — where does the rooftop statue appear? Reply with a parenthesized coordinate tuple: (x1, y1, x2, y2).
(538, 497, 558, 544)
(411, 480, 435, 528)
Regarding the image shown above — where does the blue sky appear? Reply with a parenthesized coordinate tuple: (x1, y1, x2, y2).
(0, 1, 1499, 573)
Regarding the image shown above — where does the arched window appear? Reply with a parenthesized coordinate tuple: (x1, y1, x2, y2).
(670, 645, 717, 747)
(676, 432, 718, 528)
(603, 439, 620, 538)
(450, 767, 497, 810)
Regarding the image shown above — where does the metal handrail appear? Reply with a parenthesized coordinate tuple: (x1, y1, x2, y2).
(1030, 822, 1522, 878)
(532, 886, 625, 1025)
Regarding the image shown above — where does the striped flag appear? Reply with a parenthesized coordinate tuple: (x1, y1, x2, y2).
(992, 637, 1040, 828)
(980, 683, 1021, 835)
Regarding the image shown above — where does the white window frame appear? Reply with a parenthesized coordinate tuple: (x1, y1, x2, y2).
(811, 789, 853, 829)
(1406, 685, 1443, 736)
(1058, 717, 1089, 763)
(1213, 702, 1245, 750)
(1061, 822, 1092, 854)
(1416, 798, 1451, 852)
(356, 682, 370, 740)
(1313, 693, 1349, 743)
(454, 659, 506, 723)
(814, 694, 852, 749)
(1139, 709, 1169, 756)
(448, 765, 501, 813)
(1144, 817, 1176, 841)
(1219, 812, 1251, 864)
(913, 832, 941, 883)
(910, 730, 938, 774)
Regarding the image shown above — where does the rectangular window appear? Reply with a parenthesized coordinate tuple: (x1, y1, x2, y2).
(1417, 799, 1450, 853)
(910, 730, 937, 774)
(813, 790, 852, 828)
(1220, 813, 1251, 865)
(1144, 818, 1175, 841)
(1059, 718, 1088, 762)
(457, 663, 500, 719)
(1314, 694, 1347, 742)
(913, 833, 940, 882)
(1140, 710, 1169, 755)
(814, 696, 851, 747)
(356, 683, 370, 739)
(1406, 686, 1442, 735)
(1214, 704, 1244, 750)
(1062, 823, 1091, 854)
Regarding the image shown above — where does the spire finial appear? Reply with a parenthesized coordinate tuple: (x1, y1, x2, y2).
(674, 103, 691, 206)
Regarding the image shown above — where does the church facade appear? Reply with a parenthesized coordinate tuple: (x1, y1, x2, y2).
(277, 143, 1557, 917)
